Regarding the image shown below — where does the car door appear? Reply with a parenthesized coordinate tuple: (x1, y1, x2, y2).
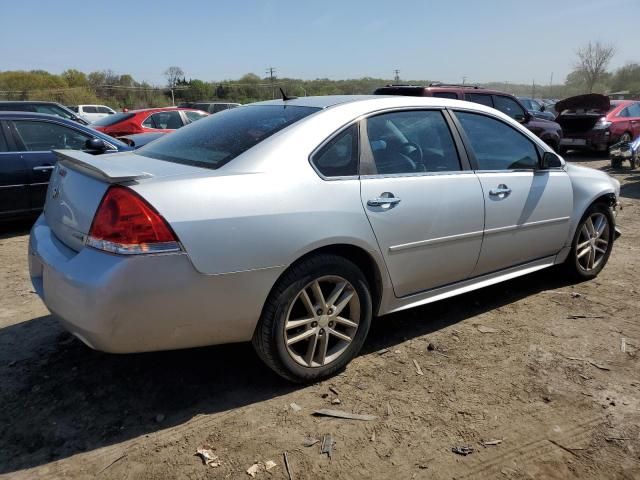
(359, 109, 485, 297)
(0, 121, 31, 218)
(8, 119, 96, 211)
(452, 110, 573, 276)
(627, 103, 640, 138)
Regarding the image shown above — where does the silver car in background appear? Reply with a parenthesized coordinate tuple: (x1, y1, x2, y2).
(29, 95, 621, 382)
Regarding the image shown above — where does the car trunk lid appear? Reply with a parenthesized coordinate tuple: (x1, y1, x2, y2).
(44, 150, 209, 251)
(555, 94, 610, 134)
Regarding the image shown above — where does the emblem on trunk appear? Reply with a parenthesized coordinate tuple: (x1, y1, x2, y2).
(52, 187, 60, 199)
(58, 167, 67, 177)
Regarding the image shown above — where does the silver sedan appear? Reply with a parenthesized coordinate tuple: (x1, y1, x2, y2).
(29, 95, 621, 382)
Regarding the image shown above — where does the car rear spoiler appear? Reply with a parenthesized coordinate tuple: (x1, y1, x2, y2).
(54, 150, 153, 183)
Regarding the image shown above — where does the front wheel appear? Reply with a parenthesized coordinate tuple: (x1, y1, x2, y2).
(253, 254, 372, 383)
(564, 203, 614, 280)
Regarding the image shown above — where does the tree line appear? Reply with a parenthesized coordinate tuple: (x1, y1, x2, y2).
(0, 42, 636, 108)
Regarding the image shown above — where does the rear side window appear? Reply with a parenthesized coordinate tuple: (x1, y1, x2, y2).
(83, 106, 98, 113)
(432, 92, 459, 99)
(455, 111, 538, 170)
(626, 103, 640, 117)
(493, 96, 527, 120)
(184, 110, 208, 123)
(465, 93, 493, 108)
(32, 104, 75, 120)
(312, 124, 358, 177)
(137, 105, 319, 170)
(366, 110, 460, 174)
(92, 112, 134, 126)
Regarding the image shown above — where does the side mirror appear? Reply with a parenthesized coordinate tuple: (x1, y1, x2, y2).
(515, 111, 531, 124)
(85, 137, 107, 151)
(540, 151, 564, 169)
(540, 104, 546, 112)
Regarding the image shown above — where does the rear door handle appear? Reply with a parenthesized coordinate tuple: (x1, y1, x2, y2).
(367, 195, 401, 207)
(489, 184, 512, 197)
(33, 165, 55, 172)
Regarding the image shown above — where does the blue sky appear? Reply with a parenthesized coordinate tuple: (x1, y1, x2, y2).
(1, 0, 639, 85)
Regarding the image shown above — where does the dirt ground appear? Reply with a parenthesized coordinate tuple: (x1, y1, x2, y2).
(1, 153, 639, 480)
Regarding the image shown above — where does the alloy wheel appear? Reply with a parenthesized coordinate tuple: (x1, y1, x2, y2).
(576, 212, 610, 271)
(284, 275, 360, 367)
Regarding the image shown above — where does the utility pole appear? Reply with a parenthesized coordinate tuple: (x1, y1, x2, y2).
(531, 79, 535, 99)
(266, 67, 276, 99)
(549, 72, 554, 98)
(462, 75, 467, 85)
(393, 69, 400, 83)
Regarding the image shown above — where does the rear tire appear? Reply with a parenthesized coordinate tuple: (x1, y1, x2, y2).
(611, 158, 622, 169)
(252, 254, 372, 383)
(564, 203, 614, 280)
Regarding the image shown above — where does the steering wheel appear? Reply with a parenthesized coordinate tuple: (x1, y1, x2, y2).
(402, 142, 423, 164)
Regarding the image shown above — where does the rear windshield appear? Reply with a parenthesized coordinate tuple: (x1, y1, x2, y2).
(91, 112, 134, 126)
(136, 104, 320, 169)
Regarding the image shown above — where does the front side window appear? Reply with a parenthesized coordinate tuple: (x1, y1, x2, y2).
(465, 93, 493, 108)
(97, 106, 113, 114)
(13, 120, 91, 151)
(137, 105, 319, 170)
(365, 110, 460, 174)
(455, 111, 538, 170)
(143, 111, 184, 129)
(0, 127, 8, 152)
(493, 96, 527, 120)
(312, 124, 358, 177)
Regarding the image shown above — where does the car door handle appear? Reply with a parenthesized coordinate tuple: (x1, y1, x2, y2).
(33, 165, 55, 172)
(367, 196, 401, 207)
(489, 184, 512, 197)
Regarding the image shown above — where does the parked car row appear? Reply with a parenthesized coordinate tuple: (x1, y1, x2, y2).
(373, 85, 640, 159)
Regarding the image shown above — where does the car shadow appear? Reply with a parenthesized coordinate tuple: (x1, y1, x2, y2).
(0, 217, 36, 239)
(0, 267, 577, 474)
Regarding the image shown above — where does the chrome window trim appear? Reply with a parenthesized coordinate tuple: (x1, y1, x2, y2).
(360, 170, 474, 180)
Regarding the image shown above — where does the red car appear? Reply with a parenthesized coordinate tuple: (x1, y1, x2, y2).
(91, 107, 208, 137)
(555, 94, 640, 154)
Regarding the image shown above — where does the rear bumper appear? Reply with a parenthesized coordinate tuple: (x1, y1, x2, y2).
(560, 130, 610, 150)
(28, 215, 281, 353)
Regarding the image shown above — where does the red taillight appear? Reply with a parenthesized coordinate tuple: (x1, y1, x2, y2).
(87, 186, 180, 255)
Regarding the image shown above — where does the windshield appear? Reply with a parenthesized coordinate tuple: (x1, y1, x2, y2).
(91, 112, 134, 126)
(136, 104, 319, 169)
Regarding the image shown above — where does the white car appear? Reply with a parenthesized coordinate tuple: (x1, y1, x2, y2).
(70, 105, 117, 123)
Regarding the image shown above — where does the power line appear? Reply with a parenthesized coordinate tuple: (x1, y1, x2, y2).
(393, 69, 400, 82)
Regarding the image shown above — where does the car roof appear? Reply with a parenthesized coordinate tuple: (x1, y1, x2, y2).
(0, 100, 60, 105)
(254, 95, 376, 109)
(0, 111, 75, 120)
(128, 107, 204, 114)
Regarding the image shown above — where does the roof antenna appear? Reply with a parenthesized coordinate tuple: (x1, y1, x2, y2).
(280, 87, 297, 101)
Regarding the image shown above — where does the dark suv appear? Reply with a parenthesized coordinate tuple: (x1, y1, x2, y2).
(374, 84, 563, 151)
(0, 101, 89, 125)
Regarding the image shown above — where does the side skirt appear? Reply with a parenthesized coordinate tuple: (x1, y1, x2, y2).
(381, 256, 556, 315)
